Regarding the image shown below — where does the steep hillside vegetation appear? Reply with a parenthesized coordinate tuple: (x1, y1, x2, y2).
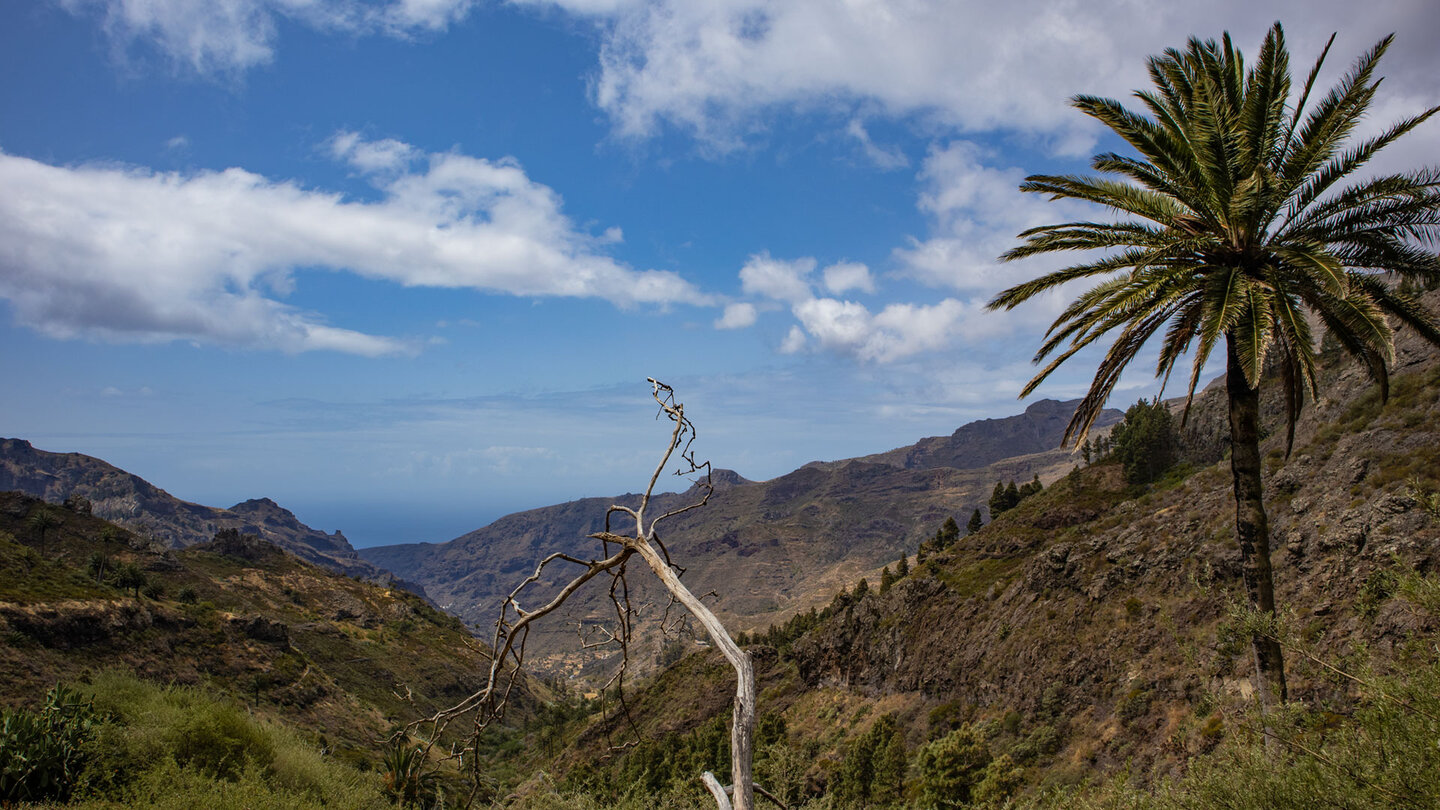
(502, 311, 1440, 808)
(0, 493, 527, 773)
(0, 439, 388, 581)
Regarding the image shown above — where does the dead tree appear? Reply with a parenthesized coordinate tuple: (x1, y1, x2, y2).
(404, 379, 757, 810)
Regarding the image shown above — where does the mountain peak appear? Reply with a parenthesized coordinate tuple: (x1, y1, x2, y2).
(709, 468, 752, 489)
(1022, 398, 1069, 415)
(231, 497, 284, 513)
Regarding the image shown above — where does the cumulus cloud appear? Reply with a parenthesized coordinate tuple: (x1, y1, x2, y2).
(714, 302, 757, 330)
(731, 250, 985, 362)
(738, 253, 815, 304)
(60, 0, 1440, 156)
(893, 140, 1086, 293)
(821, 261, 873, 295)
(576, 1, 1440, 153)
(60, 1, 1440, 172)
(789, 296, 973, 363)
(57, 0, 477, 73)
(0, 136, 706, 354)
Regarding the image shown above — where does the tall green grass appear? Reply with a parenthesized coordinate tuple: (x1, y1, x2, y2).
(30, 670, 389, 809)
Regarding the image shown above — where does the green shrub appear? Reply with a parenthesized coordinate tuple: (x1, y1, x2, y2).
(382, 741, 438, 808)
(0, 685, 96, 803)
(973, 753, 1024, 807)
(916, 724, 991, 809)
(1115, 685, 1151, 725)
(73, 670, 386, 806)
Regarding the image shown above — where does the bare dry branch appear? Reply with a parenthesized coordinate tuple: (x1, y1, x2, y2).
(400, 379, 755, 810)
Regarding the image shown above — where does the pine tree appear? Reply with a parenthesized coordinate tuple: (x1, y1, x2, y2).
(966, 508, 983, 535)
(1019, 474, 1043, 500)
(916, 724, 991, 809)
(938, 516, 960, 549)
(1111, 398, 1178, 484)
(879, 566, 895, 595)
(874, 727, 908, 805)
(988, 481, 1009, 517)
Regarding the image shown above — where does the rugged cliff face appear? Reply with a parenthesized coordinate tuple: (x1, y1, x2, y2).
(0, 439, 390, 582)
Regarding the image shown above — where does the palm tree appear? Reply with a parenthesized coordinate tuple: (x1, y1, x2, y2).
(26, 506, 59, 557)
(988, 24, 1440, 712)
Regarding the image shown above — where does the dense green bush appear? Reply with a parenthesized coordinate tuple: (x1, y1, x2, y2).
(27, 670, 392, 808)
(0, 685, 96, 803)
(915, 724, 992, 809)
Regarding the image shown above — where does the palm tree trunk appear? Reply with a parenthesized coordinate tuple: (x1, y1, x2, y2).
(1225, 334, 1288, 713)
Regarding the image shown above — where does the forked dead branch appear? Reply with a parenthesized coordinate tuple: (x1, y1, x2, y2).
(401, 379, 760, 810)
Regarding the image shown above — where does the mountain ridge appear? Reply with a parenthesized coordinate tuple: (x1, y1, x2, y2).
(360, 397, 1122, 676)
(0, 438, 391, 583)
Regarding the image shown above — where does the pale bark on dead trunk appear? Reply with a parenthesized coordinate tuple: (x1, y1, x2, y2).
(1225, 334, 1288, 718)
(629, 538, 755, 810)
(409, 381, 756, 809)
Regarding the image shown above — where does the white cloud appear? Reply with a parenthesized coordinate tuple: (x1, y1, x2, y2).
(778, 324, 806, 354)
(846, 119, 908, 170)
(329, 131, 418, 173)
(576, 1, 1440, 154)
(734, 248, 988, 362)
(894, 140, 1089, 294)
(57, 0, 478, 73)
(738, 252, 814, 304)
(0, 136, 706, 354)
(790, 296, 971, 363)
(60, 0, 1440, 161)
(59, 0, 1440, 179)
(714, 302, 757, 330)
(587, 0, 1124, 147)
(821, 261, 873, 295)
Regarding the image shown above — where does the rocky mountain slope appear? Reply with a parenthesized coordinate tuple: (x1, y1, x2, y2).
(361, 399, 1121, 676)
(528, 293, 1440, 805)
(0, 490, 526, 767)
(0, 438, 389, 581)
(812, 397, 1120, 472)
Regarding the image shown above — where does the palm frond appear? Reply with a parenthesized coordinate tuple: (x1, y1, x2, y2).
(989, 22, 1439, 437)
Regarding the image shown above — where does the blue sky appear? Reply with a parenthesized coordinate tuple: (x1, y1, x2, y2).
(3, 1, 1438, 547)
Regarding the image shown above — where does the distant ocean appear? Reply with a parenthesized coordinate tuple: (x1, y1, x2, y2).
(288, 500, 507, 549)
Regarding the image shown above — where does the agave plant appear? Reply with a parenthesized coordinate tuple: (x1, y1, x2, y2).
(382, 739, 438, 808)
